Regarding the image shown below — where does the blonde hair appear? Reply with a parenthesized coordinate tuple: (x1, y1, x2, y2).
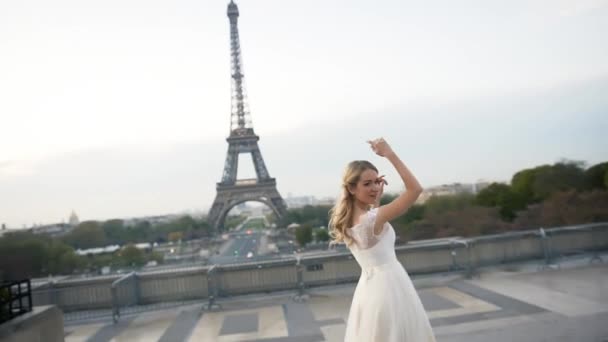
(329, 160, 378, 246)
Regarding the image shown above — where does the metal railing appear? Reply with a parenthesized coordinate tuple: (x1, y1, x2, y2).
(27, 222, 608, 324)
(1, 279, 33, 324)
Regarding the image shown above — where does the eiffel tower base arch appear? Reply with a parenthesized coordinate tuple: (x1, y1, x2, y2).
(208, 179, 287, 232)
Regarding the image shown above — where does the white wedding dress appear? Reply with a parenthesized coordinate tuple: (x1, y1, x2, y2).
(344, 208, 436, 342)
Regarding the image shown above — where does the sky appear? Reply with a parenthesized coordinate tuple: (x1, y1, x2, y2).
(1, 0, 607, 228)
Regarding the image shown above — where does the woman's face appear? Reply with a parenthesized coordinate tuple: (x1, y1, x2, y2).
(351, 169, 382, 205)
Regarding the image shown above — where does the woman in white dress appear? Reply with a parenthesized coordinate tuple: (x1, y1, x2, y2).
(329, 137, 436, 342)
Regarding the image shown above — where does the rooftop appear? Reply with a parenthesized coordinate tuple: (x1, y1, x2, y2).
(63, 254, 608, 342)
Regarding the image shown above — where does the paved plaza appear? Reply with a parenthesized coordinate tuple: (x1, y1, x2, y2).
(64, 258, 608, 342)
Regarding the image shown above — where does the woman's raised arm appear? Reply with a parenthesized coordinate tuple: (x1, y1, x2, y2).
(368, 138, 422, 233)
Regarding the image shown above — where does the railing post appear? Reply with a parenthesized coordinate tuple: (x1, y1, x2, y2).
(202, 265, 221, 311)
(464, 240, 476, 279)
(292, 256, 308, 303)
(449, 240, 463, 271)
(111, 283, 120, 324)
(448, 239, 473, 278)
(133, 273, 140, 306)
(539, 227, 559, 270)
(49, 280, 59, 308)
(589, 225, 604, 264)
(111, 272, 135, 324)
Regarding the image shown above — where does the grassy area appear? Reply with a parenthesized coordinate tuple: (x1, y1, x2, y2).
(243, 218, 266, 230)
(224, 215, 247, 230)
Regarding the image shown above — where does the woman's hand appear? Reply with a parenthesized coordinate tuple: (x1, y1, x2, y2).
(373, 175, 387, 208)
(367, 137, 394, 158)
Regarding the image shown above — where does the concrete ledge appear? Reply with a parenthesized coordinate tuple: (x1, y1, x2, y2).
(0, 306, 64, 342)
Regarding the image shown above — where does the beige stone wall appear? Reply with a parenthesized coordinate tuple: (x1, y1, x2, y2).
(0, 306, 64, 342)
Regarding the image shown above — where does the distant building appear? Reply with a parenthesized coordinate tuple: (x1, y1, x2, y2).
(30, 223, 73, 237)
(75, 245, 120, 256)
(285, 195, 335, 209)
(285, 195, 315, 208)
(316, 197, 335, 206)
(416, 181, 492, 204)
(69, 210, 80, 227)
(124, 215, 176, 227)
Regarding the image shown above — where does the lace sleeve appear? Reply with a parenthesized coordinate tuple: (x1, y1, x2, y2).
(350, 208, 385, 249)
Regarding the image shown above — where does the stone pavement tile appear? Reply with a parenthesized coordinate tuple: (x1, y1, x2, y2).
(418, 290, 461, 311)
(64, 322, 105, 342)
(220, 313, 259, 335)
(450, 281, 546, 315)
(188, 305, 287, 341)
(433, 312, 560, 338)
(437, 311, 608, 342)
(307, 295, 351, 322)
(242, 336, 325, 342)
(320, 324, 346, 342)
(85, 317, 134, 342)
(282, 302, 323, 338)
(317, 318, 344, 327)
(511, 264, 608, 303)
(468, 276, 608, 317)
(158, 308, 202, 342)
(112, 309, 179, 341)
(427, 286, 500, 320)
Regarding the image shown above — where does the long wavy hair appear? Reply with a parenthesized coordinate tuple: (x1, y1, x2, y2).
(329, 160, 378, 246)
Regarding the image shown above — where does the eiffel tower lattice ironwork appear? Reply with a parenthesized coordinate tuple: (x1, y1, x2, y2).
(207, 0, 288, 231)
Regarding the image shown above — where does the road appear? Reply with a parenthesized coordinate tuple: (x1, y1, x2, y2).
(209, 231, 263, 264)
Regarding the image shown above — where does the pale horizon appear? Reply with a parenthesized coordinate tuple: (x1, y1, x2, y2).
(1, 0, 607, 228)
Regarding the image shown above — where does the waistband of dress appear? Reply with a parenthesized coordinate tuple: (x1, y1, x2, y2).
(361, 258, 401, 271)
(360, 259, 400, 279)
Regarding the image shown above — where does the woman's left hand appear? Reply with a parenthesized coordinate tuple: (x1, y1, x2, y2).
(375, 175, 386, 206)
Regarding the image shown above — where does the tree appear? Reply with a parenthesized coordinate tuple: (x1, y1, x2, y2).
(168, 231, 183, 243)
(531, 160, 586, 200)
(149, 251, 164, 264)
(295, 225, 313, 246)
(511, 161, 587, 204)
(380, 193, 398, 205)
(314, 228, 330, 242)
(585, 162, 608, 190)
(514, 190, 608, 229)
(194, 220, 212, 237)
(399, 205, 510, 241)
(475, 183, 526, 221)
(63, 221, 107, 249)
(0, 232, 84, 279)
(424, 193, 475, 216)
(395, 204, 425, 225)
(121, 244, 145, 267)
(177, 215, 196, 230)
(511, 167, 540, 203)
(101, 219, 125, 245)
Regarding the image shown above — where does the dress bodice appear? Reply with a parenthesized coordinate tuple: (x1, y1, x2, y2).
(347, 208, 397, 270)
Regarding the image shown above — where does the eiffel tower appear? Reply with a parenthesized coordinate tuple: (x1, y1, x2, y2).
(207, 0, 288, 231)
